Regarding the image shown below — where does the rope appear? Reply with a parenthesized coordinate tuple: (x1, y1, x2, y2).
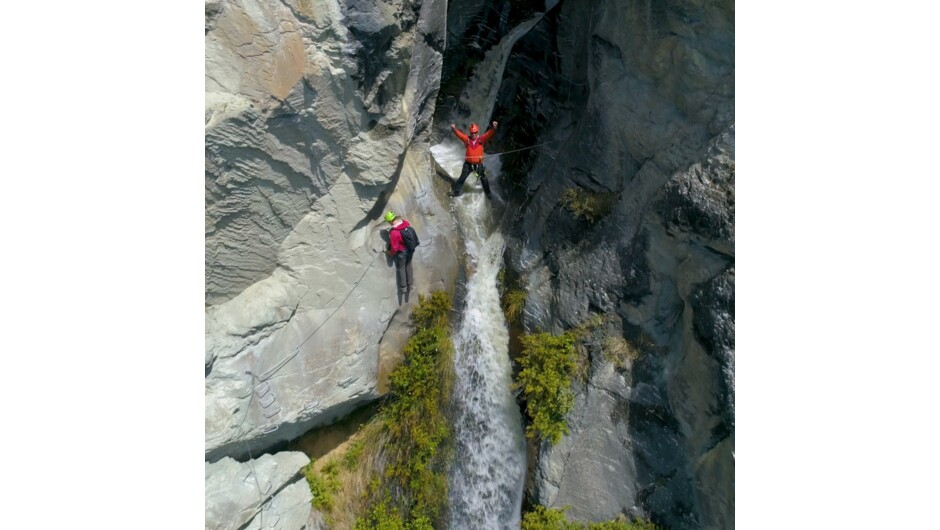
(252, 250, 381, 383)
(229, 249, 382, 436)
(229, 248, 383, 528)
(246, 445, 266, 530)
(486, 139, 558, 157)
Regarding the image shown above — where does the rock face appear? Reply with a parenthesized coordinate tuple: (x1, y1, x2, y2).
(205, 0, 461, 463)
(205, 451, 312, 530)
(487, 0, 735, 528)
(206, 0, 734, 527)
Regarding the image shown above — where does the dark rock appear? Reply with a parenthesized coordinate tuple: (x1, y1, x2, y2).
(497, 0, 734, 528)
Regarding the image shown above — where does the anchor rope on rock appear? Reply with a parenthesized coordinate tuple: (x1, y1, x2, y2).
(245, 445, 268, 530)
(486, 139, 558, 157)
(252, 249, 381, 382)
(229, 249, 382, 438)
(227, 249, 382, 529)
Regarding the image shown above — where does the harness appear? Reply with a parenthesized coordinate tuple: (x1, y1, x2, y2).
(466, 136, 485, 165)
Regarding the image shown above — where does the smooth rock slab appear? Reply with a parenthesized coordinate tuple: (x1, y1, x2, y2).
(205, 0, 457, 463)
(205, 451, 311, 530)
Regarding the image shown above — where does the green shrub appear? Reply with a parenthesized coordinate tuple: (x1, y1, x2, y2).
(354, 499, 436, 530)
(560, 188, 617, 223)
(305, 459, 340, 512)
(409, 290, 452, 329)
(522, 505, 572, 529)
(514, 331, 577, 445)
(522, 505, 659, 530)
(304, 292, 456, 529)
(354, 501, 406, 530)
(359, 292, 455, 527)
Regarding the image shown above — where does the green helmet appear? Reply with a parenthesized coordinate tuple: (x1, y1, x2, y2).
(384, 211, 397, 222)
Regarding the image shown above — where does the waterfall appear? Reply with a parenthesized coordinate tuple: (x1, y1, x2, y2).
(433, 128, 522, 529)
(445, 188, 526, 529)
(430, 9, 561, 528)
(455, 14, 545, 127)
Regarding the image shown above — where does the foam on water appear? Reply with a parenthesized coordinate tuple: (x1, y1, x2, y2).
(447, 211, 525, 529)
(435, 12, 552, 528)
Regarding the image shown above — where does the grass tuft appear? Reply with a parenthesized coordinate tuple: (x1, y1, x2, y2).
(560, 188, 618, 224)
(522, 505, 659, 530)
(503, 289, 527, 325)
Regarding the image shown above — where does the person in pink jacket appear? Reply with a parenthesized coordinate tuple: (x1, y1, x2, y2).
(385, 210, 414, 295)
(450, 120, 498, 198)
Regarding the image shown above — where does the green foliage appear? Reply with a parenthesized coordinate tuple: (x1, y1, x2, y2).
(503, 289, 527, 325)
(409, 290, 452, 329)
(342, 437, 366, 471)
(303, 292, 456, 529)
(354, 500, 435, 530)
(360, 292, 455, 527)
(354, 501, 406, 530)
(522, 506, 659, 530)
(514, 331, 577, 445)
(560, 188, 617, 223)
(522, 505, 573, 529)
(305, 460, 340, 512)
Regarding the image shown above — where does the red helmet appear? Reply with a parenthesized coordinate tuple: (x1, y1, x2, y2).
(469, 123, 479, 133)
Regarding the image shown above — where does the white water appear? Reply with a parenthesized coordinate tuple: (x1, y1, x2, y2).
(446, 189, 526, 529)
(432, 11, 558, 528)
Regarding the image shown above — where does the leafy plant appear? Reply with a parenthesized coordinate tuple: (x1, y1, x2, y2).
(354, 499, 435, 530)
(522, 505, 659, 530)
(409, 290, 452, 329)
(522, 505, 572, 529)
(304, 292, 456, 529)
(514, 331, 577, 444)
(305, 459, 340, 512)
(358, 292, 456, 528)
(342, 438, 366, 471)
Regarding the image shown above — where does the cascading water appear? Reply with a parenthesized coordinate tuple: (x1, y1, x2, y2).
(431, 8, 557, 527)
(444, 178, 526, 529)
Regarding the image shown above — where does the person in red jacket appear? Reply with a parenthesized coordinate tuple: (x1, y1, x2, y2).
(385, 211, 414, 295)
(450, 120, 498, 198)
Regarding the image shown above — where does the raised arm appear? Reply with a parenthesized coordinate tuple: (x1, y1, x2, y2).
(480, 120, 498, 142)
(450, 123, 468, 143)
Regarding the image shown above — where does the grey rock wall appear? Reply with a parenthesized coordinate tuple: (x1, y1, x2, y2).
(492, 0, 734, 528)
(205, 0, 735, 527)
(205, 451, 312, 530)
(205, 0, 460, 463)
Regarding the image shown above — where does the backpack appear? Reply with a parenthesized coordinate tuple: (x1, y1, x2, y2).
(400, 225, 420, 252)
